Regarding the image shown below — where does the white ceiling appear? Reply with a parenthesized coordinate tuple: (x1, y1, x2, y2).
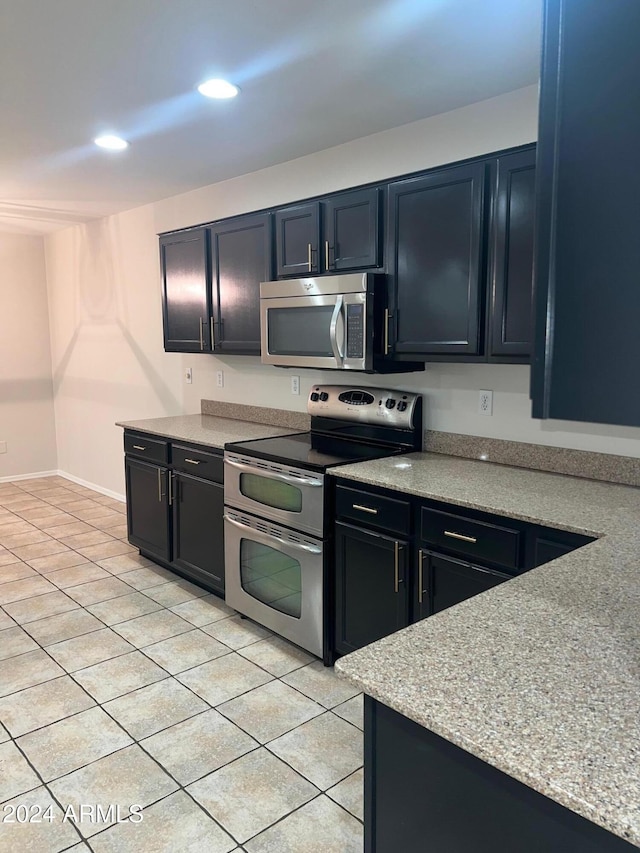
(0, 0, 542, 235)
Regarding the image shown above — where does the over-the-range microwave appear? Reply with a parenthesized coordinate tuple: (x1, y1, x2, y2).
(259, 273, 424, 373)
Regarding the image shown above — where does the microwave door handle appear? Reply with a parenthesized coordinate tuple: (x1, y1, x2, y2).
(224, 514, 322, 555)
(329, 295, 344, 365)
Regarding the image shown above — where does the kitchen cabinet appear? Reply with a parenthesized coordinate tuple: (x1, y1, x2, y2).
(275, 188, 382, 278)
(532, 0, 640, 427)
(209, 212, 273, 355)
(160, 228, 211, 353)
(125, 456, 171, 563)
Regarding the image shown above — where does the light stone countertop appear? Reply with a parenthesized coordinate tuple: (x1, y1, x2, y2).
(331, 452, 640, 847)
(116, 413, 297, 449)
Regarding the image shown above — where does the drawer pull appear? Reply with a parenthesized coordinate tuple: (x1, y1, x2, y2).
(444, 530, 477, 544)
(133, 445, 146, 451)
(418, 549, 425, 604)
(157, 468, 162, 502)
(184, 458, 201, 465)
(353, 504, 378, 515)
(394, 541, 400, 593)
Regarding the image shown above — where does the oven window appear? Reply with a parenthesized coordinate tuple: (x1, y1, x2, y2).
(240, 473, 302, 513)
(268, 306, 334, 357)
(240, 540, 302, 619)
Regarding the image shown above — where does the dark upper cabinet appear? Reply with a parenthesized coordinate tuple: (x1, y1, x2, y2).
(532, 0, 640, 427)
(489, 147, 536, 359)
(323, 187, 381, 272)
(388, 162, 487, 357)
(209, 212, 273, 355)
(160, 228, 211, 353)
(274, 203, 319, 277)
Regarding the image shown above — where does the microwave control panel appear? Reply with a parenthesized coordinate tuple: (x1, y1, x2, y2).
(346, 304, 364, 359)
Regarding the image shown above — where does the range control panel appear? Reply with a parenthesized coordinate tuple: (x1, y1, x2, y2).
(308, 385, 420, 428)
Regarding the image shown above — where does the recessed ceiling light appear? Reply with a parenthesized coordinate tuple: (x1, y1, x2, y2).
(94, 135, 129, 151)
(197, 78, 239, 99)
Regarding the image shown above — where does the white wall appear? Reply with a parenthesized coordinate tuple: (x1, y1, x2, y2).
(44, 85, 640, 497)
(0, 232, 58, 479)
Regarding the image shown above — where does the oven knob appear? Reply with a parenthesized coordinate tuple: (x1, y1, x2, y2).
(310, 392, 319, 402)
(385, 398, 396, 409)
(319, 392, 329, 401)
(397, 401, 408, 412)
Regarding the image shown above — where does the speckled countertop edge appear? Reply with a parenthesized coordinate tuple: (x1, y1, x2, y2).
(116, 413, 297, 449)
(332, 453, 640, 847)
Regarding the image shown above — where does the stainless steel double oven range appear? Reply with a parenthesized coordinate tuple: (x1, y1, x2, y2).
(223, 385, 422, 664)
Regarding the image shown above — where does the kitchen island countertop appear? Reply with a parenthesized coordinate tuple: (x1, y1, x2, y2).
(332, 452, 640, 847)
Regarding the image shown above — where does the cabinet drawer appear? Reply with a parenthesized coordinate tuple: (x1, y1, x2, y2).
(420, 506, 520, 569)
(336, 485, 410, 535)
(124, 432, 169, 465)
(172, 444, 223, 483)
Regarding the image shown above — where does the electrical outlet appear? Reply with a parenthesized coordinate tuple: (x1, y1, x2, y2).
(478, 390, 493, 416)
(216, 370, 224, 388)
(291, 375, 300, 396)
(0, 441, 6, 454)
(184, 367, 192, 385)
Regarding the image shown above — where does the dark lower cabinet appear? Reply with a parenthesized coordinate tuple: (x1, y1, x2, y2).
(125, 457, 171, 562)
(334, 521, 409, 655)
(365, 697, 635, 853)
(172, 471, 224, 595)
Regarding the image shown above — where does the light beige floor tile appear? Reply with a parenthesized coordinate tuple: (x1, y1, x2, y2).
(0, 574, 57, 605)
(23, 608, 104, 646)
(0, 675, 96, 737)
(143, 629, 230, 674)
(187, 748, 318, 844)
(0, 743, 44, 805)
(0, 649, 64, 698)
(73, 650, 167, 703)
(282, 661, 362, 709)
(238, 636, 314, 677)
(65, 576, 134, 607)
(57, 499, 102, 512)
(218, 681, 324, 744)
(85, 512, 125, 529)
(103, 679, 208, 740)
(76, 541, 135, 561)
(17, 505, 67, 521)
(44, 562, 111, 587)
(111, 610, 193, 647)
(11, 541, 70, 561)
(0, 560, 36, 582)
(103, 524, 129, 540)
(117, 565, 177, 590)
(49, 745, 178, 837)
(17, 706, 133, 782)
(142, 708, 258, 785)
(0, 530, 50, 548)
(176, 653, 273, 707)
(73, 507, 123, 522)
(89, 789, 235, 853)
(332, 694, 364, 731)
(21, 512, 77, 528)
(0, 722, 9, 742)
(201, 614, 273, 649)
(0, 625, 39, 660)
(59, 530, 115, 549)
(244, 793, 363, 853)
(41, 520, 96, 539)
(169, 593, 235, 626)
(0, 609, 15, 630)
(0, 787, 82, 851)
(143, 579, 207, 607)
(267, 712, 363, 790)
(0, 522, 34, 540)
(326, 768, 364, 820)
(92, 497, 126, 510)
(86, 591, 163, 625)
(27, 551, 95, 573)
(97, 553, 155, 574)
(4, 590, 79, 624)
(47, 628, 135, 672)
(0, 497, 46, 512)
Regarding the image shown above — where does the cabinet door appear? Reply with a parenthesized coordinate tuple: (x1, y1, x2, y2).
(209, 212, 272, 355)
(125, 458, 170, 562)
(160, 229, 211, 353)
(489, 148, 536, 359)
(274, 203, 319, 277)
(532, 0, 640, 427)
(425, 551, 511, 617)
(323, 188, 381, 272)
(334, 521, 409, 656)
(388, 163, 486, 356)
(172, 472, 225, 595)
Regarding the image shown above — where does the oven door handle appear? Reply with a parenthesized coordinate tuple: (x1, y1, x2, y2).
(224, 457, 323, 487)
(329, 295, 344, 365)
(224, 514, 323, 554)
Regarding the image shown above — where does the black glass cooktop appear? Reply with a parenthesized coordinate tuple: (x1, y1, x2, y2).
(225, 431, 402, 472)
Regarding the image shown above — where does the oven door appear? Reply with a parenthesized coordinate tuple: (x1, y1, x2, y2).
(224, 453, 324, 537)
(260, 292, 368, 370)
(224, 509, 323, 658)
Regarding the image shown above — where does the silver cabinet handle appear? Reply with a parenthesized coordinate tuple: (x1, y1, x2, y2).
(325, 240, 331, 270)
(394, 541, 401, 593)
(210, 316, 215, 349)
(418, 549, 425, 604)
(224, 514, 322, 554)
(184, 458, 201, 465)
(307, 243, 313, 272)
(168, 473, 173, 506)
(384, 308, 391, 355)
(352, 504, 378, 514)
(444, 530, 477, 544)
(329, 295, 344, 364)
(224, 457, 322, 487)
(157, 468, 162, 502)
(133, 445, 146, 451)
(199, 317, 204, 351)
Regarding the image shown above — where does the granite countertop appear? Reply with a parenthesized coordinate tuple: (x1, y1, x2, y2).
(116, 413, 297, 449)
(332, 453, 640, 847)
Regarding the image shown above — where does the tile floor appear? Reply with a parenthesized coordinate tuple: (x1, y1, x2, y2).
(0, 476, 364, 852)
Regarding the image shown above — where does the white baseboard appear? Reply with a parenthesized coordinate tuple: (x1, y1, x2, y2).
(0, 469, 59, 484)
(0, 469, 125, 503)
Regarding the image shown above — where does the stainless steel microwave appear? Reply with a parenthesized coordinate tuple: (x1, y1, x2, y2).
(259, 273, 423, 373)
